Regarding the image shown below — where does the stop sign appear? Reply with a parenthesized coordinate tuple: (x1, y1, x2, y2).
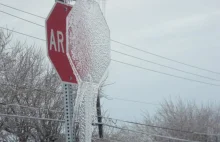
(66, 1, 111, 84)
(46, 2, 77, 84)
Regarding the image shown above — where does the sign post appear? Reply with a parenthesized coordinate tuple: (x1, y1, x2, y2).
(66, 0, 111, 141)
(46, 2, 77, 142)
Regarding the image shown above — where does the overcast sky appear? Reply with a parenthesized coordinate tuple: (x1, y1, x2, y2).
(0, 0, 220, 121)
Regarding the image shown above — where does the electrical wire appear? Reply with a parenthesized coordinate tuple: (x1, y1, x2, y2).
(1, 83, 62, 94)
(1, 26, 219, 83)
(112, 50, 220, 82)
(0, 100, 216, 137)
(100, 116, 219, 137)
(1, 27, 220, 87)
(96, 123, 200, 142)
(0, 2, 45, 19)
(105, 97, 160, 106)
(0, 113, 65, 122)
(92, 137, 124, 142)
(0, 101, 218, 137)
(0, 26, 45, 41)
(111, 40, 220, 75)
(112, 59, 220, 87)
(1, 4, 220, 76)
(0, 10, 44, 27)
(0, 102, 63, 113)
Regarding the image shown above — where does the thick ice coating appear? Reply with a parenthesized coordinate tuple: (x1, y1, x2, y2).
(66, 0, 111, 84)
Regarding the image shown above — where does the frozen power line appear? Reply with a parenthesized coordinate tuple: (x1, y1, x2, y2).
(1, 25, 219, 82)
(1, 5, 220, 75)
(92, 137, 124, 142)
(0, 83, 62, 94)
(100, 116, 220, 137)
(111, 59, 220, 87)
(1, 27, 220, 87)
(106, 97, 160, 106)
(96, 123, 201, 142)
(0, 113, 65, 122)
(111, 40, 220, 75)
(0, 102, 63, 113)
(112, 49, 220, 82)
(0, 10, 44, 27)
(0, 2, 45, 19)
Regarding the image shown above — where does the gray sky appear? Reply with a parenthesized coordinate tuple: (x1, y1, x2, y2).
(0, 0, 220, 121)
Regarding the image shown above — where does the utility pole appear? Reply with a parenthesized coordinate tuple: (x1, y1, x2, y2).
(97, 95, 103, 138)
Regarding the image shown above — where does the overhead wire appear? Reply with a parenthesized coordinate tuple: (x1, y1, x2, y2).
(95, 123, 200, 142)
(100, 116, 220, 137)
(92, 137, 124, 142)
(105, 97, 160, 106)
(0, 102, 63, 113)
(112, 49, 220, 82)
(0, 4, 220, 76)
(0, 2, 45, 19)
(0, 113, 65, 122)
(1, 25, 219, 84)
(0, 100, 217, 137)
(0, 10, 44, 27)
(0, 101, 218, 137)
(1, 27, 220, 87)
(111, 40, 220, 75)
(0, 26, 46, 41)
(1, 83, 62, 94)
(112, 59, 220, 87)
(0, 82, 161, 106)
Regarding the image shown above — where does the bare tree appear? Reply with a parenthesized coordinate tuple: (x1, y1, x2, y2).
(139, 98, 220, 142)
(0, 29, 64, 142)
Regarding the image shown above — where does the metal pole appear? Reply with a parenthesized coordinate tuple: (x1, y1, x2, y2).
(64, 83, 76, 142)
(97, 95, 103, 138)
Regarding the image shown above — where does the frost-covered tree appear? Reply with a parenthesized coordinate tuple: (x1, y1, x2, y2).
(139, 98, 220, 142)
(0, 29, 64, 141)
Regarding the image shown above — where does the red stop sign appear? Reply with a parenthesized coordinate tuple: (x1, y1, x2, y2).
(46, 2, 77, 84)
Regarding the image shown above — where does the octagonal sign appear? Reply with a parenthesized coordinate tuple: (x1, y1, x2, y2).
(66, 0, 111, 84)
(46, 2, 77, 84)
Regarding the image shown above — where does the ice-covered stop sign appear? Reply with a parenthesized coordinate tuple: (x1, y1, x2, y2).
(66, 0, 111, 84)
(46, 2, 77, 84)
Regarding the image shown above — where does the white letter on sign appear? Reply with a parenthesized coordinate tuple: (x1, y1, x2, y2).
(57, 31, 65, 53)
(50, 29, 57, 51)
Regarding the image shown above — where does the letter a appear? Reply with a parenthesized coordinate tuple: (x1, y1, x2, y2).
(50, 29, 57, 51)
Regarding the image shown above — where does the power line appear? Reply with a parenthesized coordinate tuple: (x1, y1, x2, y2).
(111, 40, 220, 75)
(2, 24, 219, 83)
(1, 25, 218, 83)
(0, 102, 63, 113)
(92, 137, 124, 142)
(1, 83, 62, 94)
(1, 81, 161, 106)
(112, 49, 220, 82)
(105, 97, 160, 106)
(1, 27, 220, 87)
(0, 26, 46, 41)
(0, 113, 65, 122)
(112, 59, 220, 87)
(1, 4, 220, 76)
(100, 116, 219, 137)
(0, 10, 44, 27)
(96, 123, 200, 142)
(0, 2, 45, 19)
(0, 100, 216, 137)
